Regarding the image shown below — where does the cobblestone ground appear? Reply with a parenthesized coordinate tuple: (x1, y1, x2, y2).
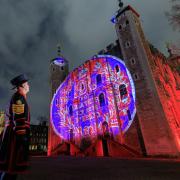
(17, 156, 180, 180)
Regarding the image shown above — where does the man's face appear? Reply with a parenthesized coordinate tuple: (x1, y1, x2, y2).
(22, 81, 30, 93)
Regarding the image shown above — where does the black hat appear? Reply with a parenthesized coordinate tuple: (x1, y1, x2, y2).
(10, 74, 29, 89)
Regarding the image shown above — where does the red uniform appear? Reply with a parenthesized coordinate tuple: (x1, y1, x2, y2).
(0, 91, 30, 173)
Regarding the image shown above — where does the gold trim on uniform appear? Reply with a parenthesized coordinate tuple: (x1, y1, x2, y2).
(16, 129, 26, 135)
(16, 100, 23, 105)
(12, 104, 24, 114)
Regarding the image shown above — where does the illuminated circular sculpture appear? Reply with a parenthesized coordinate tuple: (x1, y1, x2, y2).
(50, 55, 136, 146)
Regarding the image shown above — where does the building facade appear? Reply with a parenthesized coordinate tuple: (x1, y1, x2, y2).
(29, 122, 48, 155)
(99, 4, 180, 156)
(48, 4, 180, 157)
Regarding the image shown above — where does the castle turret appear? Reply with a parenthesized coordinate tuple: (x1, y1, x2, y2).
(50, 45, 69, 97)
(48, 45, 69, 156)
(112, 1, 180, 156)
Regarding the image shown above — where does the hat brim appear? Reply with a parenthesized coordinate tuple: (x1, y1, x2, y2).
(11, 79, 29, 90)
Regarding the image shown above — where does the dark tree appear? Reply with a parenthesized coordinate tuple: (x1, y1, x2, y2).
(165, 0, 180, 31)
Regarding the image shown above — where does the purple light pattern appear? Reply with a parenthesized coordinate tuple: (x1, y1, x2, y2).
(51, 55, 136, 145)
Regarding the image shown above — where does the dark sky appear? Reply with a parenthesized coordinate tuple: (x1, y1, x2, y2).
(0, 0, 179, 124)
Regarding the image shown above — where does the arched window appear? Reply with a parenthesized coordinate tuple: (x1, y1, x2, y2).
(96, 74, 102, 85)
(125, 41, 130, 48)
(119, 84, 127, 99)
(133, 73, 139, 81)
(69, 105, 73, 116)
(126, 20, 129, 25)
(99, 93, 105, 107)
(130, 58, 136, 65)
(127, 109, 131, 121)
(115, 65, 119, 73)
(81, 83, 84, 90)
(134, 74, 138, 79)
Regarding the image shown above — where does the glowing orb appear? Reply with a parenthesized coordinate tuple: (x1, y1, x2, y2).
(51, 55, 136, 143)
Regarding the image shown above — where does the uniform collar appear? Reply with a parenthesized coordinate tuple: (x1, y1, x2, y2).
(17, 89, 27, 99)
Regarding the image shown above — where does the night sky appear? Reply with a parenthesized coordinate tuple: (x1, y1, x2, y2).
(0, 0, 179, 124)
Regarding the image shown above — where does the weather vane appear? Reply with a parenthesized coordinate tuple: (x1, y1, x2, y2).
(111, 0, 124, 23)
(57, 43, 61, 57)
(118, 0, 124, 9)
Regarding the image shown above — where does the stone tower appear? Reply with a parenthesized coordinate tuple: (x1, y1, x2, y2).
(112, 2, 180, 156)
(48, 45, 69, 156)
(50, 45, 69, 97)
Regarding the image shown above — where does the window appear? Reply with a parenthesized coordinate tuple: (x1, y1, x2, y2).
(127, 109, 131, 121)
(61, 66, 64, 70)
(115, 65, 119, 73)
(119, 25, 122, 30)
(81, 83, 84, 90)
(134, 74, 138, 79)
(134, 19, 138, 24)
(130, 58, 136, 65)
(119, 84, 127, 99)
(126, 20, 129, 25)
(96, 74, 102, 85)
(56, 99, 59, 105)
(125, 41, 130, 48)
(99, 93, 105, 107)
(133, 73, 139, 81)
(69, 105, 73, 116)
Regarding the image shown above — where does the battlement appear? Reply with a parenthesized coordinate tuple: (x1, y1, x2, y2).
(116, 5, 140, 19)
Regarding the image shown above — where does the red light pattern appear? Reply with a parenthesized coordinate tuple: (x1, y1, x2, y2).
(51, 55, 136, 147)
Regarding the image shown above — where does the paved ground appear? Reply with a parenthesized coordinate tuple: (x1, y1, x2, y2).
(17, 156, 180, 180)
